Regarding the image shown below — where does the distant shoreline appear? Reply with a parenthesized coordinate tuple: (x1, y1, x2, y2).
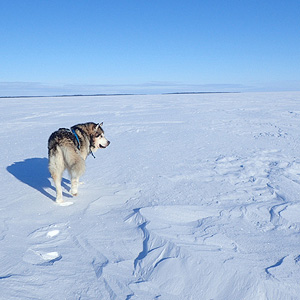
(0, 91, 239, 99)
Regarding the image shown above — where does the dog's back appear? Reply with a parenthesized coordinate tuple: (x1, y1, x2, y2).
(48, 128, 77, 157)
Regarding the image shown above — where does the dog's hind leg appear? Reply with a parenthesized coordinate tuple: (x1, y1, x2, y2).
(49, 148, 65, 203)
(70, 177, 79, 196)
(69, 156, 85, 197)
(51, 172, 64, 203)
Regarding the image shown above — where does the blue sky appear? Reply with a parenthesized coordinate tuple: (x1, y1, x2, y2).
(1, 0, 300, 96)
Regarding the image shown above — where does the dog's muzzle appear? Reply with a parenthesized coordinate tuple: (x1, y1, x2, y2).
(100, 141, 110, 148)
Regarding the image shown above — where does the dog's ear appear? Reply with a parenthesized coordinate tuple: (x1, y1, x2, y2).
(94, 122, 103, 131)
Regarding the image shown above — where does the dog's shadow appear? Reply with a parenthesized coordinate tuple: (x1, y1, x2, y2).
(7, 157, 72, 202)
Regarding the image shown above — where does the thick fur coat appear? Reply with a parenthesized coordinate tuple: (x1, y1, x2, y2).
(48, 122, 110, 203)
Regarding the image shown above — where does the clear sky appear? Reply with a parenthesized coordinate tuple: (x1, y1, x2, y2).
(1, 0, 300, 96)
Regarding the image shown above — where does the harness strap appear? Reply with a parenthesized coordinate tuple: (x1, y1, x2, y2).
(71, 127, 96, 158)
(71, 128, 80, 150)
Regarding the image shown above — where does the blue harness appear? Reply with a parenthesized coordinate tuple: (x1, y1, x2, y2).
(71, 128, 80, 150)
(71, 128, 96, 158)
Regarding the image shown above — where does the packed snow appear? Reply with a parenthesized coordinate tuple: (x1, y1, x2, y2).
(1, 92, 300, 300)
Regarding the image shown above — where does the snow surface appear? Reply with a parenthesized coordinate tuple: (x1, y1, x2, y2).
(1, 92, 300, 299)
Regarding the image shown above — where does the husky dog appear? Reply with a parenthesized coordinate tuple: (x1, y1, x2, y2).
(48, 122, 110, 203)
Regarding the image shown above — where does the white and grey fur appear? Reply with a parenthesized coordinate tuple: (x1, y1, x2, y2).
(48, 122, 110, 203)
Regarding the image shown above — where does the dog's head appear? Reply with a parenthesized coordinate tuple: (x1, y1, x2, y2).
(91, 122, 110, 151)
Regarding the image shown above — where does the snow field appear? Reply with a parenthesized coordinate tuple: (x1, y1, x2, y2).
(1, 92, 300, 299)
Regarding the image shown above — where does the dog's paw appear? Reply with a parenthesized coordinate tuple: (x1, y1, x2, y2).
(70, 187, 78, 196)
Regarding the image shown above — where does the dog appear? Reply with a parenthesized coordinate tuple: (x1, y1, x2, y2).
(48, 122, 110, 203)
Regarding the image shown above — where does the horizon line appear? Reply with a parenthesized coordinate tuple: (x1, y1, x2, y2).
(0, 91, 241, 99)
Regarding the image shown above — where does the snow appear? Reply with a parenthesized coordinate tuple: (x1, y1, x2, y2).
(1, 91, 300, 299)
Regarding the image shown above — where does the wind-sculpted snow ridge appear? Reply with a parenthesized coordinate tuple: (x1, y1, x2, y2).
(1, 92, 300, 299)
(124, 150, 300, 299)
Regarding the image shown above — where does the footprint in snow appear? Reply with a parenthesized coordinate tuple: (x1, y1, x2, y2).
(57, 201, 74, 206)
(23, 223, 65, 266)
(23, 249, 62, 266)
(28, 223, 63, 240)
